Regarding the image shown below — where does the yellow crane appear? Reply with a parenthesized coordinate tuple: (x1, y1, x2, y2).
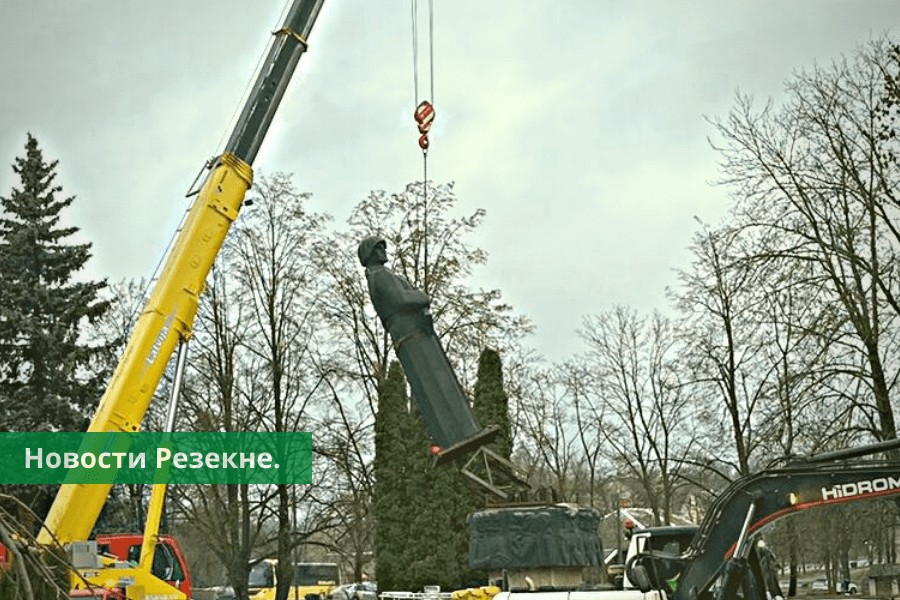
(28, 1, 327, 597)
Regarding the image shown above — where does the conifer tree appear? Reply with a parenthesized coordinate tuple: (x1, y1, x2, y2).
(0, 133, 110, 432)
(374, 351, 514, 591)
(473, 348, 512, 460)
(374, 360, 480, 591)
(407, 436, 481, 590)
(373, 361, 422, 591)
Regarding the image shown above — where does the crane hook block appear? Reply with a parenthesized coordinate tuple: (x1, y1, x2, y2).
(415, 100, 435, 151)
(415, 100, 435, 133)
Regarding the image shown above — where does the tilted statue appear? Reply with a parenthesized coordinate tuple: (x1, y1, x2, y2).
(358, 236, 497, 460)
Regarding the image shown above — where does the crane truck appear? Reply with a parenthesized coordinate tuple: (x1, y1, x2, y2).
(3, 1, 327, 598)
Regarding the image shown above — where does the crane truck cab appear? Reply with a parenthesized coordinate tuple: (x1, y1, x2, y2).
(64, 534, 191, 600)
(96, 534, 191, 597)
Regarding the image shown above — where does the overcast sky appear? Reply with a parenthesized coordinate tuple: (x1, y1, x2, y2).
(1, 1, 896, 361)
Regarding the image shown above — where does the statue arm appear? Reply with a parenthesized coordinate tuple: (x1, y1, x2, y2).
(397, 283, 430, 309)
(370, 268, 430, 313)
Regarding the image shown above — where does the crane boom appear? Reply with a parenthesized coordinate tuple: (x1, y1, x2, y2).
(226, 0, 326, 164)
(37, 0, 326, 548)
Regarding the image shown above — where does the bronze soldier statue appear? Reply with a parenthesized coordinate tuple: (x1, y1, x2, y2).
(358, 236, 497, 461)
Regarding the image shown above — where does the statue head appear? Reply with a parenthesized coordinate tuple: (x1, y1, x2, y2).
(358, 236, 387, 266)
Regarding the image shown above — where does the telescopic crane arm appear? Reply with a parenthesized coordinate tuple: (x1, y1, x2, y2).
(226, 0, 325, 164)
(37, 0, 326, 548)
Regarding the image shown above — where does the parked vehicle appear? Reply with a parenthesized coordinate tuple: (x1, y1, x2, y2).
(811, 578, 859, 594)
(330, 582, 378, 600)
(840, 580, 859, 594)
(249, 560, 341, 600)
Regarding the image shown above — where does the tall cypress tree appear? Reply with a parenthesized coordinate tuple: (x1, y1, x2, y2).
(473, 348, 512, 460)
(374, 361, 476, 591)
(373, 361, 421, 591)
(375, 351, 513, 592)
(404, 349, 514, 591)
(404, 409, 476, 591)
(0, 133, 110, 432)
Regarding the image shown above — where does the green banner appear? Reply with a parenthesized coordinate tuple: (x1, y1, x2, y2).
(0, 432, 311, 484)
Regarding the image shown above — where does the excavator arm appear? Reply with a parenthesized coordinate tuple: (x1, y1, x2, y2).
(626, 439, 900, 600)
(678, 438, 900, 600)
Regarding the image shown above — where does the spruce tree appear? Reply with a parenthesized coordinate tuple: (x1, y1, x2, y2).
(0, 133, 110, 432)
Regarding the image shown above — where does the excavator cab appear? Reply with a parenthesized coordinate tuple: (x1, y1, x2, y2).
(623, 527, 697, 594)
(624, 545, 688, 597)
(626, 536, 778, 600)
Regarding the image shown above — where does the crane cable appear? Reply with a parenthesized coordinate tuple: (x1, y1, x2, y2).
(411, 0, 435, 288)
(411, 0, 435, 150)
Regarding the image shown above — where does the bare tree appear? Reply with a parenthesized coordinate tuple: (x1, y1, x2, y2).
(513, 366, 587, 502)
(171, 173, 333, 600)
(674, 223, 773, 477)
(230, 173, 332, 600)
(751, 256, 858, 456)
(577, 306, 690, 525)
(708, 36, 900, 441)
(313, 382, 375, 581)
(176, 263, 268, 600)
(567, 362, 614, 511)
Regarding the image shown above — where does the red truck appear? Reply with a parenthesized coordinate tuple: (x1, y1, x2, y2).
(97, 534, 191, 597)
(65, 533, 192, 600)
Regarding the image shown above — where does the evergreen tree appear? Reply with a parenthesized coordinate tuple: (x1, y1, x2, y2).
(0, 133, 110, 432)
(473, 348, 512, 460)
(374, 360, 480, 591)
(405, 409, 478, 591)
(373, 361, 422, 591)
(405, 348, 521, 590)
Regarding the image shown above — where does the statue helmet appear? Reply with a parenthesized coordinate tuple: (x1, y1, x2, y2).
(357, 236, 386, 266)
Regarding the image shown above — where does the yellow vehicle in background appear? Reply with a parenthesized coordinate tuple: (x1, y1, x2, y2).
(249, 560, 341, 600)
